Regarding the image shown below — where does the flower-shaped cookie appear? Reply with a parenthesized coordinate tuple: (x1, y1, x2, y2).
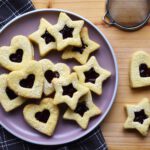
(124, 98, 150, 136)
(130, 51, 150, 88)
(53, 12, 84, 51)
(52, 73, 89, 110)
(62, 27, 100, 64)
(7, 61, 44, 99)
(23, 98, 59, 136)
(0, 74, 26, 112)
(39, 59, 70, 96)
(63, 91, 101, 129)
(29, 18, 57, 57)
(0, 35, 34, 71)
(73, 56, 111, 95)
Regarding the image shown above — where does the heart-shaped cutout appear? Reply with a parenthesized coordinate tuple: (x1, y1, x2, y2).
(23, 98, 59, 136)
(130, 51, 150, 88)
(7, 61, 44, 99)
(39, 59, 70, 96)
(0, 74, 26, 112)
(0, 35, 34, 71)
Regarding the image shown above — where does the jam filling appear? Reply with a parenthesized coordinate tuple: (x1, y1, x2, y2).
(62, 83, 77, 97)
(19, 74, 35, 88)
(9, 49, 23, 63)
(139, 64, 150, 77)
(133, 109, 148, 124)
(35, 109, 50, 123)
(59, 25, 74, 39)
(41, 30, 55, 44)
(72, 40, 88, 54)
(44, 70, 59, 83)
(6, 87, 18, 100)
(84, 68, 99, 83)
(74, 101, 89, 116)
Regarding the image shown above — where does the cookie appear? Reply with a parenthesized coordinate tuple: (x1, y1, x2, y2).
(23, 98, 59, 136)
(29, 18, 57, 57)
(39, 59, 70, 96)
(0, 74, 26, 112)
(62, 27, 100, 64)
(63, 91, 101, 129)
(52, 73, 89, 110)
(53, 12, 84, 51)
(7, 61, 44, 99)
(0, 35, 34, 71)
(130, 51, 150, 88)
(73, 56, 111, 95)
(124, 98, 150, 136)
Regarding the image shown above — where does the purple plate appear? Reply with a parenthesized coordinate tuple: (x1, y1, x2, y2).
(0, 9, 118, 145)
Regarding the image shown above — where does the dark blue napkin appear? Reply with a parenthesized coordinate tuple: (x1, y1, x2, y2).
(0, 0, 107, 150)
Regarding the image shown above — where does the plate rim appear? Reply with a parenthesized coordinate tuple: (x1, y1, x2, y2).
(0, 8, 118, 145)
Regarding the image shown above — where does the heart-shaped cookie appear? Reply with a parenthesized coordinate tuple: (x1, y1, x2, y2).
(23, 98, 59, 136)
(0, 35, 34, 71)
(130, 51, 150, 88)
(7, 61, 44, 99)
(0, 74, 26, 112)
(39, 59, 70, 96)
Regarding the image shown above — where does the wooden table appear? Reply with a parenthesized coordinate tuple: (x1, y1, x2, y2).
(32, 0, 150, 149)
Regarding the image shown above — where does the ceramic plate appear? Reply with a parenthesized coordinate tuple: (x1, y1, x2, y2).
(0, 9, 118, 145)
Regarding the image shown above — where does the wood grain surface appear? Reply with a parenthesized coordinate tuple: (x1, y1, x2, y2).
(32, 0, 150, 149)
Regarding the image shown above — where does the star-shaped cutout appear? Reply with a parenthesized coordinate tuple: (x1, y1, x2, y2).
(62, 27, 100, 64)
(53, 12, 84, 51)
(52, 73, 89, 110)
(29, 18, 57, 57)
(124, 98, 150, 136)
(73, 56, 111, 95)
(63, 91, 101, 129)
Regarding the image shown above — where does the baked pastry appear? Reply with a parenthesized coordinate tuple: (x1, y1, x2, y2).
(62, 27, 100, 64)
(23, 98, 59, 136)
(29, 18, 57, 57)
(63, 91, 101, 129)
(0, 74, 26, 112)
(7, 61, 44, 99)
(124, 98, 150, 136)
(39, 59, 70, 96)
(73, 56, 111, 95)
(130, 51, 150, 88)
(0, 35, 34, 71)
(52, 73, 89, 110)
(53, 12, 84, 51)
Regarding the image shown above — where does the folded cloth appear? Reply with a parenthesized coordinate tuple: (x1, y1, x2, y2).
(0, 0, 107, 150)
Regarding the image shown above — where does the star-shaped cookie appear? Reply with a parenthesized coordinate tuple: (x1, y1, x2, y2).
(53, 12, 84, 51)
(73, 56, 111, 95)
(62, 27, 100, 64)
(63, 91, 101, 129)
(29, 18, 57, 57)
(124, 98, 150, 136)
(39, 59, 70, 96)
(0, 74, 26, 112)
(52, 73, 89, 110)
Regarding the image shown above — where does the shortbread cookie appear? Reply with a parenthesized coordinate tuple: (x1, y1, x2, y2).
(7, 61, 44, 99)
(39, 59, 70, 96)
(73, 56, 111, 95)
(0, 74, 26, 112)
(130, 51, 150, 88)
(62, 27, 100, 64)
(52, 73, 89, 110)
(53, 12, 84, 51)
(23, 98, 59, 136)
(29, 18, 57, 57)
(0, 35, 34, 71)
(124, 98, 150, 136)
(63, 91, 101, 129)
